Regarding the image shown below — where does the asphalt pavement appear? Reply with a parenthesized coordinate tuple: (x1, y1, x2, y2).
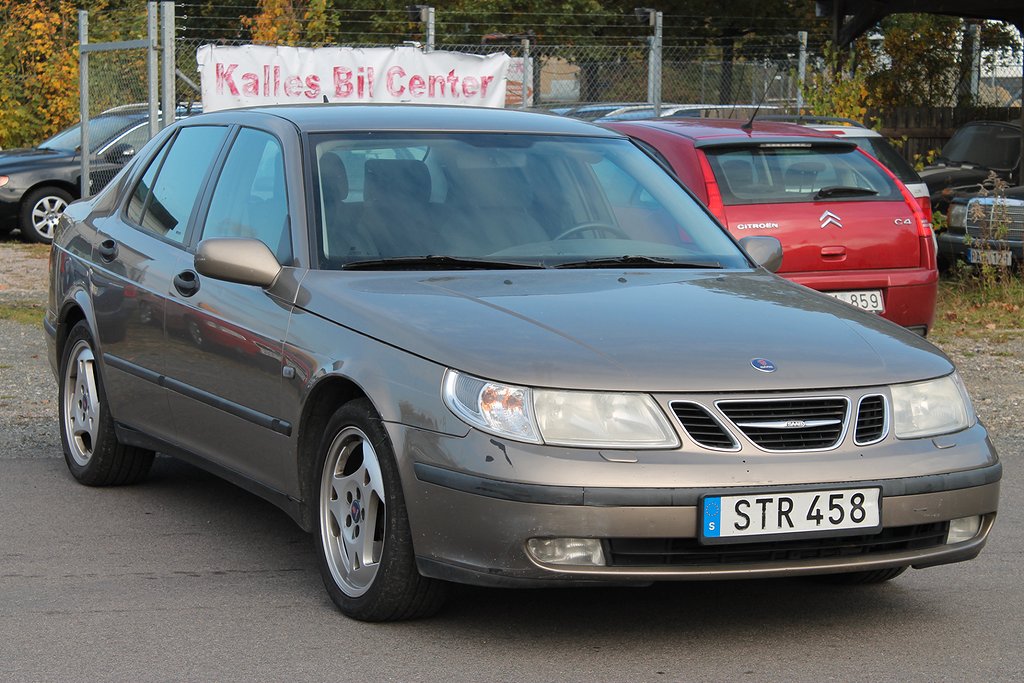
(1, 314, 1022, 682)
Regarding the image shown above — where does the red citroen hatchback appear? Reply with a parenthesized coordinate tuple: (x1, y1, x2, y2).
(605, 119, 937, 335)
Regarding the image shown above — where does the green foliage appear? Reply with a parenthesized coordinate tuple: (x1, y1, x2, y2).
(800, 41, 873, 122)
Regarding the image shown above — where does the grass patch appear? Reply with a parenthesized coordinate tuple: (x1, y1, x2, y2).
(0, 302, 45, 326)
(931, 273, 1024, 343)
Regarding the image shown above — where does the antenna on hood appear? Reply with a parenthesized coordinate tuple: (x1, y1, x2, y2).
(741, 62, 782, 132)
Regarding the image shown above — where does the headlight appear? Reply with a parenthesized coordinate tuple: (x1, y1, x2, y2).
(442, 370, 679, 449)
(947, 203, 967, 229)
(0, 175, 8, 188)
(891, 373, 975, 439)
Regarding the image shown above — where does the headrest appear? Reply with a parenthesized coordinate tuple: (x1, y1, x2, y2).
(364, 159, 431, 204)
(319, 152, 349, 203)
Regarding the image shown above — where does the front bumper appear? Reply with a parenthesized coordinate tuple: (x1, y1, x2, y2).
(393, 419, 999, 587)
(938, 231, 1023, 268)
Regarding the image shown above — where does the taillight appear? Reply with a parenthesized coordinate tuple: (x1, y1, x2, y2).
(696, 150, 727, 222)
(916, 196, 933, 227)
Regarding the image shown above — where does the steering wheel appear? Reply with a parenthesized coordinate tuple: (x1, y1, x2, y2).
(553, 222, 630, 241)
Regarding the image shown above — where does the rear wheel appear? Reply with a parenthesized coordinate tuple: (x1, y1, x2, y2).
(20, 186, 72, 244)
(59, 321, 154, 485)
(816, 566, 907, 585)
(315, 399, 446, 621)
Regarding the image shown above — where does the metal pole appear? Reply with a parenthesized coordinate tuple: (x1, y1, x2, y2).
(970, 24, 981, 101)
(796, 30, 807, 113)
(521, 38, 532, 110)
(161, 0, 176, 129)
(147, 2, 159, 138)
(652, 11, 662, 116)
(425, 6, 435, 53)
(79, 10, 90, 199)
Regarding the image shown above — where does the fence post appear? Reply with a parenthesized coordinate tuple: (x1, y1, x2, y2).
(521, 38, 532, 110)
(147, 2, 159, 138)
(161, 0, 176, 128)
(425, 6, 435, 53)
(645, 11, 662, 114)
(78, 10, 90, 199)
(796, 30, 807, 113)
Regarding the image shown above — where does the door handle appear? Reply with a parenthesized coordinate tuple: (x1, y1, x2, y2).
(173, 270, 201, 297)
(97, 238, 118, 262)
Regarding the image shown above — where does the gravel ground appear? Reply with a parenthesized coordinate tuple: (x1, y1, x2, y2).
(1, 236, 1021, 460)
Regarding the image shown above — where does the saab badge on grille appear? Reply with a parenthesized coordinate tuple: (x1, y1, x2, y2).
(751, 358, 777, 372)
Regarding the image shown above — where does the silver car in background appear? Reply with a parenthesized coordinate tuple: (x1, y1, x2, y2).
(46, 105, 999, 622)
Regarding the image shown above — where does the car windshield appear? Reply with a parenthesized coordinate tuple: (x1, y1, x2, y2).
(940, 124, 1020, 170)
(38, 115, 142, 152)
(311, 133, 748, 270)
(704, 144, 900, 205)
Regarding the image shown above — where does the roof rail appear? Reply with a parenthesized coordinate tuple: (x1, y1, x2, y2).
(758, 114, 866, 128)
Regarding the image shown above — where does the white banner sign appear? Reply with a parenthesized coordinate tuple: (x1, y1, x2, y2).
(197, 45, 511, 111)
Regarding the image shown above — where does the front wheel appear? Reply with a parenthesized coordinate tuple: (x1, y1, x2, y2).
(21, 186, 72, 244)
(315, 399, 446, 621)
(59, 321, 154, 485)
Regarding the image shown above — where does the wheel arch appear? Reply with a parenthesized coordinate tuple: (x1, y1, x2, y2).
(56, 291, 95, 365)
(295, 374, 375, 532)
(21, 180, 80, 209)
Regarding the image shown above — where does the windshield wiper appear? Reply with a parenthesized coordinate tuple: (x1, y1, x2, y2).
(342, 255, 546, 270)
(554, 255, 722, 269)
(813, 186, 878, 199)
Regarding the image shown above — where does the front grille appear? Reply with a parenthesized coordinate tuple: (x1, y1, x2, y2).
(965, 199, 1024, 240)
(717, 398, 849, 451)
(606, 523, 949, 567)
(672, 402, 736, 450)
(854, 395, 887, 445)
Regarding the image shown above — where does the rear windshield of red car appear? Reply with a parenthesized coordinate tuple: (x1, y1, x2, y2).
(703, 144, 901, 205)
(850, 137, 921, 185)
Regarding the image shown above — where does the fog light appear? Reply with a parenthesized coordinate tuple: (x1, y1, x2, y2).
(527, 538, 606, 566)
(947, 516, 982, 544)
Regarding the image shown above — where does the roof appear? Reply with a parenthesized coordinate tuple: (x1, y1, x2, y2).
(190, 103, 622, 137)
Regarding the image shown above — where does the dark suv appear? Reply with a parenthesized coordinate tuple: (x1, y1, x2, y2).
(920, 121, 1021, 212)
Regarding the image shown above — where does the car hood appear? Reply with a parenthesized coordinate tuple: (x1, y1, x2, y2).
(0, 147, 74, 171)
(297, 269, 951, 392)
(920, 165, 995, 194)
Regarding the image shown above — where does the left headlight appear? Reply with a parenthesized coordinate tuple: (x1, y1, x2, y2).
(443, 369, 679, 449)
(891, 373, 975, 439)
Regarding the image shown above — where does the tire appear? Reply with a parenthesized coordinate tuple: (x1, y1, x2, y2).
(315, 399, 446, 621)
(816, 566, 908, 585)
(20, 186, 72, 244)
(59, 321, 154, 486)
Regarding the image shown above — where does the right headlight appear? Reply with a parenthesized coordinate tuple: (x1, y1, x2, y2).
(891, 373, 975, 439)
(442, 369, 679, 449)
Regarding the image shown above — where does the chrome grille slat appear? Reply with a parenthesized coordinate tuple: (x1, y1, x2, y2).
(716, 397, 849, 452)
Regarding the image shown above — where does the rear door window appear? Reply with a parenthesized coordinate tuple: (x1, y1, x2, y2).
(704, 144, 900, 205)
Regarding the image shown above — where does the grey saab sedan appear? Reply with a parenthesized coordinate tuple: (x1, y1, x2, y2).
(45, 104, 1000, 622)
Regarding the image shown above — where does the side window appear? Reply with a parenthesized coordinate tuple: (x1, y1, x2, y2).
(201, 128, 292, 263)
(125, 126, 228, 243)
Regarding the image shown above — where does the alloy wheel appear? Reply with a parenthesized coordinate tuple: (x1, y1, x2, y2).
(62, 340, 100, 466)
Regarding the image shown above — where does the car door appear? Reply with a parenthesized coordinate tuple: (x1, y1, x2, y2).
(162, 125, 300, 489)
(90, 123, 231, 444)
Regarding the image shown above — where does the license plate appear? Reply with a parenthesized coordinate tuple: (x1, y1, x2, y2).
(968, 248, 1013, 266)
(826, 290, 884, 312)
(700, 488, 881, 544)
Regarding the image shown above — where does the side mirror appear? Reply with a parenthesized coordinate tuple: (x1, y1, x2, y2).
(738, 236, 783, 273)
(195, 237, 282, 288)
(104, 143, 136, 164)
